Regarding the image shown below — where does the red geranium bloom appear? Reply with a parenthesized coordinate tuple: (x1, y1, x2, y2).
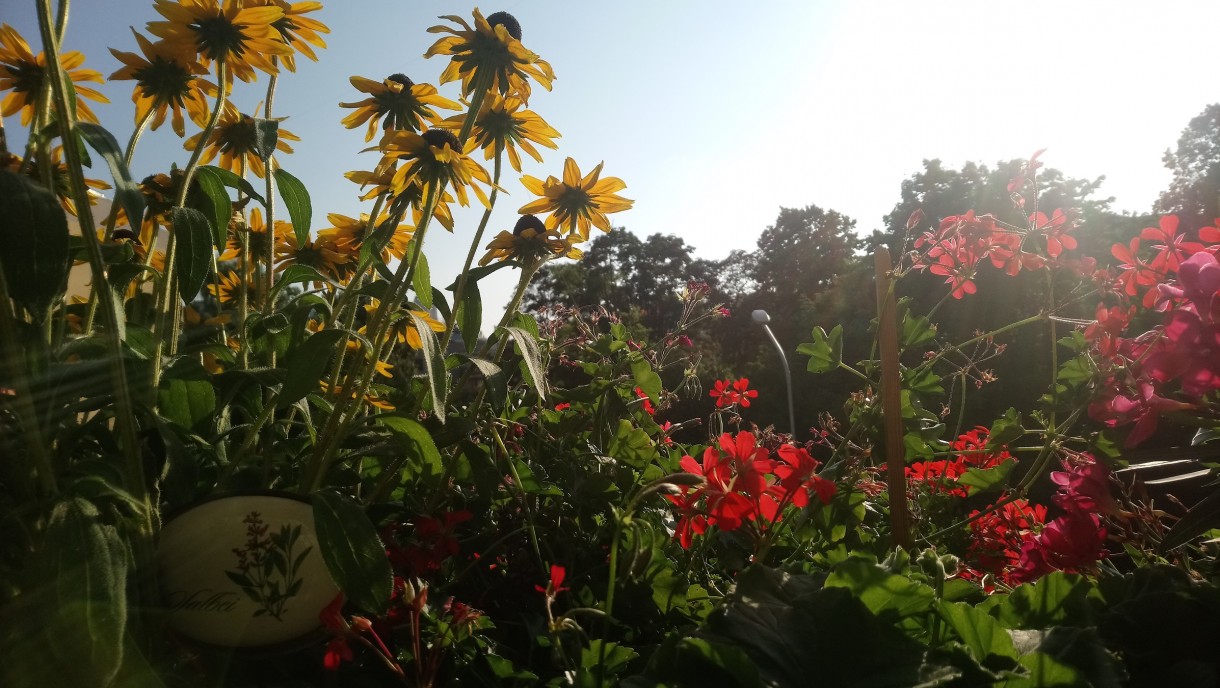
(1141, 214, 1203, 275)
(1032, 209, 1077, 258)
(634, 386, 656, 415)
(1111, 238, 1161, 307)
(535, 564, 570, 597)
(1051, 456, 1120, 516)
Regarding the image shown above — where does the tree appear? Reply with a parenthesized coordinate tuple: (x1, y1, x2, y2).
(1158, 103, 1220, 232)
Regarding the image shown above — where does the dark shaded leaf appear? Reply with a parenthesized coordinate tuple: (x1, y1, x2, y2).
(1160, 487, 1220, 552)
(454, 279, 481, 352)
(251, 118, 279, 161)
(0, 170, 71, 313)
(408, 308, 448, 419)
(170, 207, 213, 302)
(186, 166, 231, 248)
(278, 328, 361, 408)
(504, 325, 548, 400)
(413, 251, 432, 309)
(312, 490, 392, 614)
(201, 165, 266, 205)
(77, 122, 145, 228)
(273, 168, 311, 248)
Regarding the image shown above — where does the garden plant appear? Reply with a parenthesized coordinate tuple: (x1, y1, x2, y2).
(2, 2, 1220, 687)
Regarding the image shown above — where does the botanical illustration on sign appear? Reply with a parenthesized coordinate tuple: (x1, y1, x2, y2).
(224, 512, 312, 621)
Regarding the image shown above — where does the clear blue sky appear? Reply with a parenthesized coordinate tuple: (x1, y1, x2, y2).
(7, 1, 1219, 332)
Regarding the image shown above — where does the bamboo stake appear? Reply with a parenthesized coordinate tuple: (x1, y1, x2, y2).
(875, 249, 911, 550)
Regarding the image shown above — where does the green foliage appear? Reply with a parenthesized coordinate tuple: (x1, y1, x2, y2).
(0, 170, 71, 314)
(312, 490, 392, 614)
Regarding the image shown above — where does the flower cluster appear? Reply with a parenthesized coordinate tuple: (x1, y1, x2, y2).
(1013, 455, 1112, 582)
(1086, 221, 1220, 446)
(906, 427, 1012, 498)
(383, 510, 472, 579)
(708, 377, 759, 409)
(666, 432, 836, 549)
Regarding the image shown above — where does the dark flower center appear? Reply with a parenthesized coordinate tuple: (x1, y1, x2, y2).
(134, 57, 194, 103)
(486, 11, 522, 40)
(192, 16, 249, 61)
(514, 214, 546, 236)
(387, 73, 414, 88)
(421, 128, 461, 151)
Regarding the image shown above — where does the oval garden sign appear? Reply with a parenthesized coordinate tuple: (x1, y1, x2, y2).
(158, 492, 340, 648)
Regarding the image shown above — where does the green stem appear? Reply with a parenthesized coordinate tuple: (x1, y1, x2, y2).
(218, 394, 279, 485)
(150, 57, 227, 390)
(36, 0, 144, 510)
(443, 150, 502, 350)
(324, 194, 387, 391)
(920, 312, 1046, 372)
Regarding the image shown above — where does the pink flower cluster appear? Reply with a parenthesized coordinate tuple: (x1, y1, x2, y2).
(1087, 218, 1220, 447)
(1011, 455, 1113, 583)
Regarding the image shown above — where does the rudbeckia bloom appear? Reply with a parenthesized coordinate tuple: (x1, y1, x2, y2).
(218, 206, 273, 262)
(519, 158, 633, 241)
(340, 74, 460, 141)
(148, 0, 292, 83)
(246, 0, 329, 72)
(109, 29, 210, 137)
(184, 101, 300, 177)
(424, 9, 554, 101)
(274, 231, 350, 282)
(479, 214, 581, 266)
(376, 128, 493, 209)
(317, 212, 413, 267)
(439, 91, 559, 172)
(361, 301, 445, 348)
(344, 166, 456, 232)
(0, 23, 109, 125)
(22, 148, 111, 216)
(209, 269, 255, 303)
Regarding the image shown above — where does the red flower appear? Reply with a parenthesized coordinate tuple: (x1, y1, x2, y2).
(1111, 238, 1161, 307)
(962, 499, 1047, 588)
(536, 564, 570, 597)
(710, 378, 760, 409)
(634, 386, 656, 415)
(384, 510, 472, 578)
(1015, 510, 1107, 582)
(1051, 456, 1120, 516)
(553, 402, 571, 411)
(1141, 214, 1202, 275)
(1033, 209, 1077, 258)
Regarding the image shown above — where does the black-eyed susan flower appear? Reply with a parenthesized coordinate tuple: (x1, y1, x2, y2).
(0, 23, 109, 125)
(424, 9, 554, 101)
(340, 74, 460, 142)
(318, 380, 395, 410)
(376, 127, 492, 209)
(274, 230, 350, 282)
(317, 211, 413, 266)
(519, 158, 633, 241)
(246, 0, 329, 72)
(109, 29, 210, 137)
(22, 147, 111, 216)
(148, 0, 291, 83)
(361, 301, 445, 348)
(479, 214, 581, 266)
(438, 91, 559, 172)
(219, 206, 273, 262)
(209, 269, 255, 304)
(184, 101, 300, 177)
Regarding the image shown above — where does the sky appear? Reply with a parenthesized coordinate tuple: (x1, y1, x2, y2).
(6, 1, 1220, 333)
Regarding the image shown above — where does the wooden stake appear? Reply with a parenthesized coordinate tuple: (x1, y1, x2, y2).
(875, 249, 912, 550)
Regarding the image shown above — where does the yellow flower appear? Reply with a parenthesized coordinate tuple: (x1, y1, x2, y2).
(424, 9, 554, 101)
(149, 0, 291, 83)
(274, 230, 350, 282)
(184, 101, 300, 177)
(318, 380, 395, 410)
(0, 23, 108, 125)
(376, 128, 492, 209)
(109, 29, 209, 137)
(479, 214, 582, 266)
(340, 74, 460, 141)
(208, 269, 254, 303)
(20, 148, 111, 216)
(246, 0, 329, 72)
(519, 158, 633, 241)
(317, 211, 413, 266)
(345, 166, 456, 232)
(218, 206, 273, 262)
(439, 91, 559, 172)
(362, 301, 445, 349)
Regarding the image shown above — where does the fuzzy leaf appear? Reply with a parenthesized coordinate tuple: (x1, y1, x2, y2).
(273, 168, 311, 248)
(0, 170, 71, 314)
(312, 490, 392, 614)
(170, 207, 213, 302)
(77, 122, 145, 229)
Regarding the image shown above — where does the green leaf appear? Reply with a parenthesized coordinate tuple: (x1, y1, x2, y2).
(796, 324, 843, 374)
(187, 165, 231, 248)
(444, 262, 513, 290)
(77, 122, 145, 228)
(278, 328, 359, 408)
(989, 572, 1096, 629)
(900, 310, 937, 347)
(40, 498, 128, 687)
(631, 355, 662, 405)
(607, 419, 657, 469)
(413, 251, 433, 309)
(157, 357, 217, 433)
(987, 408, 1025, 449)
(0, 170, 71, 313)
(378, 415, 444, 487)
(201, 165, 266, 205)
(312, 490, 392, 614)
(454, 279, 481, 352)
(273, 168, 311, 248)
(1160, 487, 1220, 551)
(504, 325, 548, 400)
(269, 264, 339, 303)
(452, 354, 506, 412)
(1003, 652, 1083, 687)
(170, 207, 213, 302)
(959, 459, 1015, 494)
(939, 600, 1018, 662)
(823, 557, 935, 617)
(430, 287, 452, 325)
(251, 118, 279, 161)
(407, 309, 448, 420)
